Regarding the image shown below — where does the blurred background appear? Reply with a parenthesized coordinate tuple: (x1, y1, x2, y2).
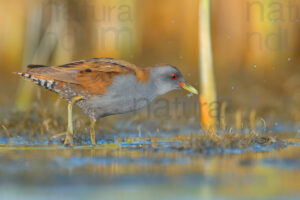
(0, 0, 299, 128)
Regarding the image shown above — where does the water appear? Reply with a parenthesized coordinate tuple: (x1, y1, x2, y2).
(0, 134, 299, 200)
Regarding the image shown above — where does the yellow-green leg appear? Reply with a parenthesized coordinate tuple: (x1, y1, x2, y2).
(90, 118, 96, 146)
(63, 101, 74, 146)
(52, 96, 83, 146)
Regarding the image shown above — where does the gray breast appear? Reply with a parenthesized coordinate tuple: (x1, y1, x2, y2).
(79, 74, 158, 120)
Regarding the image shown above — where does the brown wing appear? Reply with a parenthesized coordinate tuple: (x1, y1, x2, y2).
(23, 57, 150, 95)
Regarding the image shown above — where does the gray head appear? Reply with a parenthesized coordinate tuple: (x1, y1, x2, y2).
(150, 65, 198, 95)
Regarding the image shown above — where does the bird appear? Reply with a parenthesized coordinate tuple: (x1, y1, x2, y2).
(17, 57, 198, 146)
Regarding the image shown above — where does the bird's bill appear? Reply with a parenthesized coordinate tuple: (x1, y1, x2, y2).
(178, 82, 198, 95)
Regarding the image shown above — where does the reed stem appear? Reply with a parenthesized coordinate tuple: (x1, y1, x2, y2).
(198, 0, 217, 130)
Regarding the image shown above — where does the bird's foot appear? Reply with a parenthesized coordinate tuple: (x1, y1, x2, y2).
(51, 132, 66, 139)
(51, 131, 74, 146)
(64, 132, 74, 146)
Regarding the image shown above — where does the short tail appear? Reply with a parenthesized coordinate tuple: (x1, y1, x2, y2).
(17, 72, 32, 79)
(17, 72, 55, 90)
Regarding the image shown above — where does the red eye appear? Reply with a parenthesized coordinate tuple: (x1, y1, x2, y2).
(171, 73, 178, 79)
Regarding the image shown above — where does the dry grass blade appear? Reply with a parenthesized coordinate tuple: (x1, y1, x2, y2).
(220, 102, 227, 132)
(1, 125, 10, 138)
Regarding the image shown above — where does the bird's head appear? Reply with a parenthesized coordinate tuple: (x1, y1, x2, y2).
(150, 65, 198, 95)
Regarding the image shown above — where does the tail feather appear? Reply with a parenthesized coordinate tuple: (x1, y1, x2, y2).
(17, 72, 31, 78)
(17, 72, 55, 90)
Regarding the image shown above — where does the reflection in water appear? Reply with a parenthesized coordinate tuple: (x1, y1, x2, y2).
(0, 137, 299, 199)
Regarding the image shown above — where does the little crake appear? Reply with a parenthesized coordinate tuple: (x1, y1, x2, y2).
(18, 57, 198, 146)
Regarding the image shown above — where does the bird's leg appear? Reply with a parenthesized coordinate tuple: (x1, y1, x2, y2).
(89, 118, 96, 146)
(63, 96, 83, 146)
(63, 101, 74, 146)
(51, 96, 83, 146)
